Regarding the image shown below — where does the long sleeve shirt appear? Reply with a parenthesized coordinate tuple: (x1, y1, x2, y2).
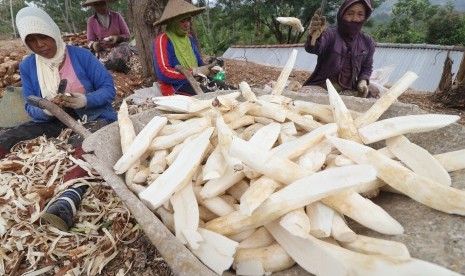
(19, 45, 117, 122)
(153, 32, 205, 96)
(303, 28, 374, 89)
(86, 11, 130, 49)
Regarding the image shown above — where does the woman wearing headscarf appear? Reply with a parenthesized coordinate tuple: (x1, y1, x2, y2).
(304, 0, 377, 98)
(153, 0, 217, 96)
(0, 6, 117, 231)
(83, 0, 132, 73)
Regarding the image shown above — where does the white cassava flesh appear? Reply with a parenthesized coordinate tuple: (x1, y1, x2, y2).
(200, 122, 281, 199)
(258, 94, 294, 105)
(326, 79, 363, 143)
(240, 176, 282, 216)
(201, 145, 226, 181)
(109, 70, 464, 276)
(285, 111, 322, 131)
(354, 71, 419, 128)
(292, 100, 334, 123)
(202, 196, 235, 217)
(214, 92, 241, 111)
(297, 139, 333, 172)
(266, 220, 348, 276)
(159, 116, 206, 136)
(233, 243, 295, 275)
(322, 191, 404, 235)
(267, 220, 460, 276)
(191, 228, 238, 275)
(229, 136, 311, 185)
(279, 208, 310, 238)
(306, 202, 334, 238)
(328, 135, 465, 215)
(238, 227, 275, 249)
(170, 182, 201, 248)
(247, 104, 287, 122)
(153, 95, 212, 113)
(156, 207, 175, 233)
(271, 123, 337, 160)
(139, 127, 214, 210)
(200, 166, 245, 200)
(226, 180, 250, 201)
(276, 17, 305, 32)
(248, 122, 281, 150)
(227, 228, 256, 242)
(271, 49, 297, 95)
(331, 212, 356, 243)
(434, 149, 465, 172)
(216, 112, 240, 166)
(386, 135, 451, 186)
(205, 165, 377, 236)
(239, 81, 258, 102)
(223, 101, 255, 124)
(149, 149, 168, 174)
(117, 100, 143, 192)
(357, 114, 460, 144)
(150, 117, 211, 150)
(113, 115, 168, 174)
(339, 234, 411, 260)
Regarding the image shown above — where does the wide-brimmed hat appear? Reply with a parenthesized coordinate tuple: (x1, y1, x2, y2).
(153, 0, 205, 26)
(82, 0, 115, 7)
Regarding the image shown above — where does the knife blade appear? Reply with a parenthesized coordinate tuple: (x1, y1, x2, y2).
(57, 79, 68, 95)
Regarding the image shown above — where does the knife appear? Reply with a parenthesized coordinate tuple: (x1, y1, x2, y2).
(57, 79, 68, 95)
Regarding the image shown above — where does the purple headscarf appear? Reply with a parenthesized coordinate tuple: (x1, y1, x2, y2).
(337, 0, 372, 42)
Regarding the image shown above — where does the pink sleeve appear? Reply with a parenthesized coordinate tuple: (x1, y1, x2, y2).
(117, 13, 130, 40)
(86, 17, 98, 43)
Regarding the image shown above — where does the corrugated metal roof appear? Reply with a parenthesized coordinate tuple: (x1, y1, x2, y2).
(222, 43, 465, 92)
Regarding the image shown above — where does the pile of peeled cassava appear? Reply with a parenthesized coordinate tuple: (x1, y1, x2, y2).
(111, 53, 465, 275)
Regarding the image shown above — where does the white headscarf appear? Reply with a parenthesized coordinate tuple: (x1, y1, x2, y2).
(16, 7, 66, 100)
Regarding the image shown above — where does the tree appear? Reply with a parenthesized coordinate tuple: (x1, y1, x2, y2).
(373, 0, 438, 43)
(127, 0, 167, 79)
(433, 51, 465, 108)
(194, 0, 381, 55)
(0, 0, 25, 37)
(426, 4, 465, 46)
(33, 0, 91, 33)
(10, 0, 16, 37)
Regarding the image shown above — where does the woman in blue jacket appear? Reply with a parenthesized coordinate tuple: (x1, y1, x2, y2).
(0, 6, 116, 154)
(0, 7, 117, 231)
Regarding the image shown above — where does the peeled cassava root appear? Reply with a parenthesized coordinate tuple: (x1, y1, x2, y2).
(113, 63, 464, 275)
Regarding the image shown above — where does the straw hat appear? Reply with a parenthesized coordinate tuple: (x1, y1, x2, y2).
(153, 0, 205, 26)
(82, 0, 115, 7)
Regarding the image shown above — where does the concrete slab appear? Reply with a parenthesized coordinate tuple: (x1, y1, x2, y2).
(83, 90, 465, 275)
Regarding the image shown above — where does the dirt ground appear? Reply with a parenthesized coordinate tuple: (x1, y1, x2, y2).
(1, 37, 464, 275)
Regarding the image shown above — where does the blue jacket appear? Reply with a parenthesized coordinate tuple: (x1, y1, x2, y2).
(19, 45, 117, 122)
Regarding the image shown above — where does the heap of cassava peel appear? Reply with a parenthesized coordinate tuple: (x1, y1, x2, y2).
(112, 50, 465, 275)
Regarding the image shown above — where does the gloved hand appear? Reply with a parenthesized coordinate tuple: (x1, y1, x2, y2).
(309, 9, 326, 45)
(92, 41, 101, 52)
(357, 80, 369, 98)
(62, 93, 87, 109)
(192, 62, 216, 76)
